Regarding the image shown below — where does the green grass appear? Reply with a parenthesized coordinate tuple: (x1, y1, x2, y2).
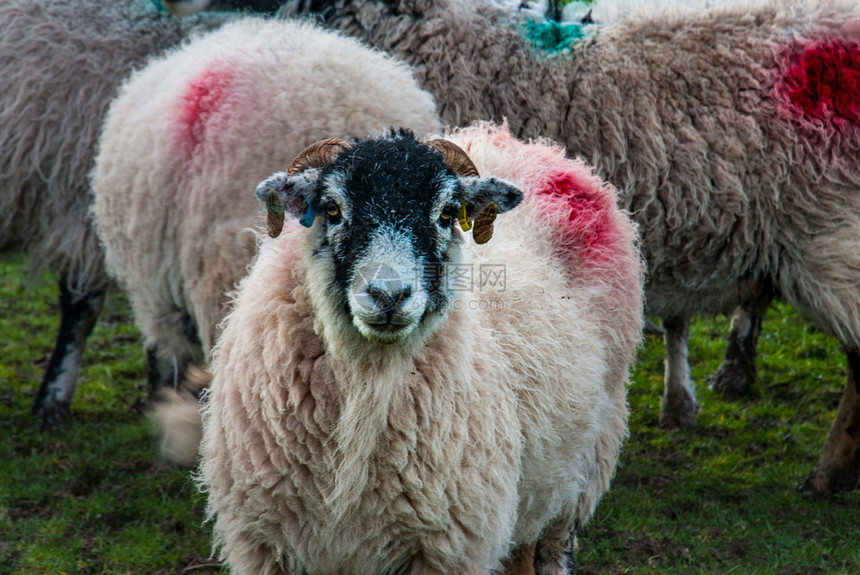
(1, 251, 858, 574)
(577, 307, 860, 573)
(0, 253, 221, 575)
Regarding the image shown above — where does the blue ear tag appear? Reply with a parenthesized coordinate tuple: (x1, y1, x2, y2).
(299, 204, 316, 228)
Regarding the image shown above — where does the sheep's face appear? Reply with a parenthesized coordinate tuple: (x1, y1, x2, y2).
(257, 131, 522, 345)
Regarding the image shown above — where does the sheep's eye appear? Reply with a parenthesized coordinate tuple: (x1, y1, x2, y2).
(326, 204, 342, 223)
(438, 207, 455, 228)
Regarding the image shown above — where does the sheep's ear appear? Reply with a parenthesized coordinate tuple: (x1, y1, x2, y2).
(459, 177, 523, 244)
(255, 138, 353, 237)
(254, 169, 322, 237)
(424, 138, 522, 244)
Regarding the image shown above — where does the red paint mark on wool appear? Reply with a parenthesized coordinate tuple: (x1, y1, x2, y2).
(177, 64, 236, 152)
(780, 38, 860, 123)
(535, 170, 620, 267)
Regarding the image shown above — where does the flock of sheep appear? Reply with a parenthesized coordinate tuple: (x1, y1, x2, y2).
(2, 0, 859, 572)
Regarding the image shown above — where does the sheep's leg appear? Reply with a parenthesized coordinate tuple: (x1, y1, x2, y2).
(659, 315, 698, 428)
(533, 521, 576, 575)
(708, 307, 762, 396)
(145, 312, 202, 397)
(146, 345, 189, 397)
(31, 279, 105, 428)
(709, 289, 773, 397)
(798, 348, 860, 496)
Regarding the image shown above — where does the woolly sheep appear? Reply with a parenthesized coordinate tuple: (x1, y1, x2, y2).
(0, 0, 230, 426)
(273, 0, 860, 495)
(199, 122, 644, 575)
(91, 16, 440, 430)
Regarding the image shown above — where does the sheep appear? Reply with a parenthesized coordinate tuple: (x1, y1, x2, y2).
(90, 15, 440, 446)
(0, 0, 233, 426)
(257, 0, 860, 496)
(198, 121, 644, 575)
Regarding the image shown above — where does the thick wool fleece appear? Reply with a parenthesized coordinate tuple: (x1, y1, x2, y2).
(0, 0, 228, 293)
(92, 17, 439, 368)
(199, 123, 644, 574)
(297, 0, 860, 344)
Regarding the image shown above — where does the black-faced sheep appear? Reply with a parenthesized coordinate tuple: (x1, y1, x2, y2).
(199, 122, 644, 575)
(90, 16, 440, 458)
(265, 0, 860, 495)
(0, 0, 231, 426)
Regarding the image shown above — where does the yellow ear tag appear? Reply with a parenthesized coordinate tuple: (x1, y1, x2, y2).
(458, 201, 472, 232)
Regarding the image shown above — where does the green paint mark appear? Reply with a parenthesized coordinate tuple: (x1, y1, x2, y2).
(524, 19, 586, 54)
(149, 0, 169, 12)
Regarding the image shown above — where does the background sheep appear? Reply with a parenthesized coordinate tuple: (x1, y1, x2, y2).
(91, 16, 440, 446)
(0, 0, 230, 426)
(199, 122, 644, 575)
(263, 0, 860, 496)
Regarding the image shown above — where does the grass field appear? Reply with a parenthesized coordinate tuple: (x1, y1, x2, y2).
(1, 251, 858, 574)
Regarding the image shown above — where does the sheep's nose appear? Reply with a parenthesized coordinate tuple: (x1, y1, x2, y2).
(366, 285, 412, 313)
(352, 262, 414, 315)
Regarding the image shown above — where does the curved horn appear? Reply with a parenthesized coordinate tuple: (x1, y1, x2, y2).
(287, 138, 351, 176)
(425, 139, 480, 178)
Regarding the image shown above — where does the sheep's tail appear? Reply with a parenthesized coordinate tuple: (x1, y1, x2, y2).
(149, 366, 211, 467)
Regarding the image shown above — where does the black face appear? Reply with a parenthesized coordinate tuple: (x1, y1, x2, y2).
(255, 129, 524, 344)
(317, 132, 461, 300)
(305, 131, 463, 343)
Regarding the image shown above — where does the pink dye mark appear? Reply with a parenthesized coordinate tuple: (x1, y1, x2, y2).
(780, 38, 860, 123)
(178, 63, 236, 153)
(535, 170, 619, 266)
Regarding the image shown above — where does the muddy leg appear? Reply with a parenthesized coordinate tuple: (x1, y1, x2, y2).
(146, 345, 185, 397)
(32, 279, 106, 428)
(709, 304, 766, 397)
(145, 312, 202, 398)
(798, 348, 860, 496)
(659, 316, 698, 428)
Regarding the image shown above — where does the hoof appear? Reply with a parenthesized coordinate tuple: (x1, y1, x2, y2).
(33, 401, 72, 431)
(658, 395, 698, 428)
(708, 360, 754, 398)
(796, 475, 831, 499)
(798, 465, 860, 498)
